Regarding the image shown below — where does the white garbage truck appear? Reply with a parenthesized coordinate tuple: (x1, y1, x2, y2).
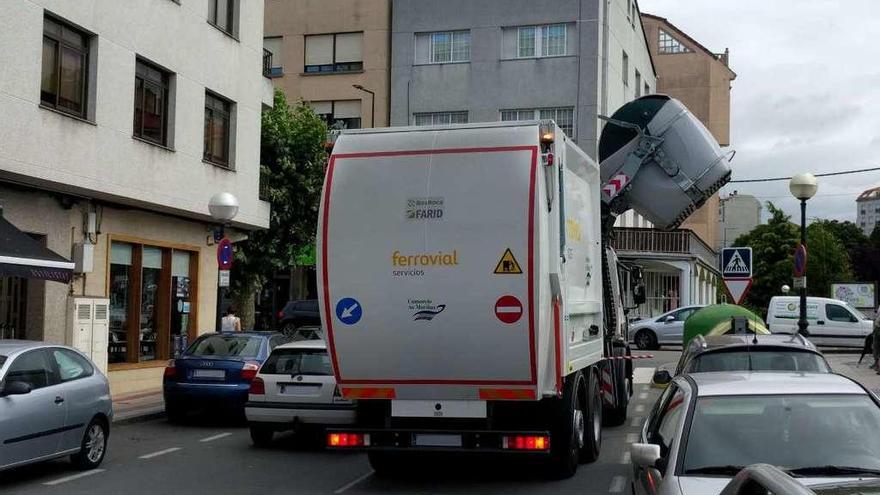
(318, 95, 731, 477)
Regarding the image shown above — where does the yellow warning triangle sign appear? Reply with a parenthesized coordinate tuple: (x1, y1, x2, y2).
(494, 248, 523, 274)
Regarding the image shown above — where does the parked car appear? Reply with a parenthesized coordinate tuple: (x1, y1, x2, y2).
(288, 325, 323, 342)
(720, 464, 880, 495)
(630, 305, 706, 350)
(245, 340, 354, 446)
(767, 296, 873, 348)
(0, 340, 112, 472)
(652, 333, 831, 385)
(163, 332, 288, 420)
(631, 372, 880, 495)
(278, 299, 320, 335)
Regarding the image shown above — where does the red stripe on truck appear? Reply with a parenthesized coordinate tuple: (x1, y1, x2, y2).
(479, 388, 537, 400)
(341, 387, 396, 399)
(322, 146, 539, 386)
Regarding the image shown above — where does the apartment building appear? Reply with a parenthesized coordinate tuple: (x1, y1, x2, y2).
(857, 186, 880, 236)
(0, 0, 272, 395)
(718, 192, 762, 250)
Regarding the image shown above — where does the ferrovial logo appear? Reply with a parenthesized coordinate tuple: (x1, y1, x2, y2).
(391, 250, 458, 277)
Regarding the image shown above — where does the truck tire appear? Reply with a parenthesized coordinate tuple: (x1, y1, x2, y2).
(603, 354, 630, 427)
(548, 370, 599, 478)
(580, 369, 602, 463)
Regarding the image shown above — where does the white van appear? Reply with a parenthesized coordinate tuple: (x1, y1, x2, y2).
(766, 296, 873, 348)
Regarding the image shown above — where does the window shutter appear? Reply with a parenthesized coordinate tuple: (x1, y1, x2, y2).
(264, 37, 282, 61)
(305, 34, 333, 66)
(308, 101, 332, 115)
(334, 32, 363, 63)
(333, 100, 361, 119)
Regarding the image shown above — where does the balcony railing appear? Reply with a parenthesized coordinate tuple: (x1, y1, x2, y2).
(612, 227, 717, 267)
(262, 49, 273, 78)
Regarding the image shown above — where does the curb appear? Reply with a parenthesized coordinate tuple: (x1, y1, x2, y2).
(113, 407, 166, 425)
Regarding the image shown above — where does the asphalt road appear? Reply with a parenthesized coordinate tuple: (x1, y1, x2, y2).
(0, 350, 682, 495)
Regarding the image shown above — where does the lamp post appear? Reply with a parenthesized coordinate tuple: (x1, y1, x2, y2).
(209, 192, 239, 332)
(789, 173, 818, 335)
(352, 84, 375, 128)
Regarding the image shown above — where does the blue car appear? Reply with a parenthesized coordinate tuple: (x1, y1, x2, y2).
(163, 332, 288, 421)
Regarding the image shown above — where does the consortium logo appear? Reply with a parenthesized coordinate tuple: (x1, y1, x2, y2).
(391, 250, 458, 277)
(408, 299, 446, 321)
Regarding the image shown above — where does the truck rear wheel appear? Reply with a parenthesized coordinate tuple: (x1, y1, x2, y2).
(580, 369, 602, 463)
(548, 369, 601, 478)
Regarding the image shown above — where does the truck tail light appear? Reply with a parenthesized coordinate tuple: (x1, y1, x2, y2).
(249, 377, 265, 395)
(163, 360, 176, 378)
(327, 432, 368, 448)
(503, 435, 550, 451)
(241, 362, 260, 381)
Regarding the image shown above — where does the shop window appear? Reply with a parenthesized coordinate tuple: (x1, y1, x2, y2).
(109, 242, 133, 364)
(140, 247, 162, 361)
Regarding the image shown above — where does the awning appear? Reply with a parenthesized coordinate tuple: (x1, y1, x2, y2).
(0, 215, 74, 283)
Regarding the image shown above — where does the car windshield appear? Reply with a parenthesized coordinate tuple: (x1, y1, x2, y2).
(847, 304, 869, 320)
(188, 335, 262, 358)
(691, 351, 830, 373)
(682, 395, 880, 476)
(261, 348, 332, 376)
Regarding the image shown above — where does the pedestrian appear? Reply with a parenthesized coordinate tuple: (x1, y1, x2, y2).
(221, 306, 242, 332)
(872, 306, 880, 373)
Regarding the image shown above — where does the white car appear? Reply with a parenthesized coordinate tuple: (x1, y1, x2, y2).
(245, 340, 355, 446)
(767, 296, 873, 348)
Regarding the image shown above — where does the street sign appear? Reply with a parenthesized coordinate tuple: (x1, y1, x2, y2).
(723, 279, 753, 305)
(218, 269, 230, 287)
(217, 238, 233, 269)
(494, 295, 523, 324)
(793, 276, 806, 290)
(335, 297, 362, 325)
(793, 244, 807, 277)
(721, 247, 752, 279)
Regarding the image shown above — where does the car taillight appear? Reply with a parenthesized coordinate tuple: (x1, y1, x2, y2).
(503, 435, 550, 451)
(277, 310, 284, 319)
(241, 362, 260, 381)
(163, 360, 176, 378)
(327, 432, 368, 447)
(249, 377, 265, 395)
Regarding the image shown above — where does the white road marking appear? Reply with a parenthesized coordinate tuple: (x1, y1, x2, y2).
(139, 447, 181, 459)
(200, 432, 232, 443)
(620, 451, 631, 465)
(633, 368, 654, 384)
(635, 404, 646, 413)
(630, 416, 642, 428)
(641, 384, 650, 392)
(609, 475, 627, 493)
(43, 469, 105, 486)
(334, 470, 374, 494)
(626, 433, 639, 444)
(638, 392, 648, 400)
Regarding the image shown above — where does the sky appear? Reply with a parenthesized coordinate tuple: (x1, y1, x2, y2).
(639, 0, 880, 223)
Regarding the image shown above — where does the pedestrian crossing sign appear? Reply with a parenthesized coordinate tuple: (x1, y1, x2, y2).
(493, 248, 523, 274)
(721, 247, 752, 279)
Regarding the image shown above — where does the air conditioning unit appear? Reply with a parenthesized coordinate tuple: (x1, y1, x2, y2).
(67, 297, 110, 375)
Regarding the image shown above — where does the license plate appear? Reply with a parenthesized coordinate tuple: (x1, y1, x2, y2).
(193, 369, 225, 379)
(413, 434, 462, 447)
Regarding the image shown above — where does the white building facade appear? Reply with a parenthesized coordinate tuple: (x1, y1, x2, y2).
(0, 0, 271, 395)
(717, 192, 762, 250)
(857, 187, 880, 236)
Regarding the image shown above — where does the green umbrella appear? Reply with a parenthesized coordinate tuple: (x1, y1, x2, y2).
(683, 304, 769, 345)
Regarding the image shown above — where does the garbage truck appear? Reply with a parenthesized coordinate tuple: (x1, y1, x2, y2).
(318, 95, 731, 477)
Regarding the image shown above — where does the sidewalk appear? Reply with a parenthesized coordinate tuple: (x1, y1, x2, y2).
(826, 352, 880, 396)
(112, 389, 165, 424)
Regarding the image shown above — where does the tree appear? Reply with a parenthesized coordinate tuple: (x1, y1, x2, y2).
(814, 219, 867, 254)
(731, 203, 853, 316)
(230, 90, 328, 328)
(871, 224, 880, 248)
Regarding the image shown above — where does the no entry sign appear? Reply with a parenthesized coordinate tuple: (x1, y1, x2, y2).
(494, 295, 523, 324)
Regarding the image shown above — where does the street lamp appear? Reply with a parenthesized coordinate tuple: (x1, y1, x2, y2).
(352, 84, 375, 128)
(789, 173, 818, 336)
(209, 192, 239, 332)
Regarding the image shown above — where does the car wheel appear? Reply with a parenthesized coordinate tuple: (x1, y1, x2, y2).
(71, 418, 108, 469)
(250, 425, 274, 447)
(634, 329, 658, 350)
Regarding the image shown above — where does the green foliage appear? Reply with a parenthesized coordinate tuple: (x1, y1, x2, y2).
(871, 225, 880, 247)
(814, 219, 867, 253)
(231, 89, 327, 298)
(732, 202, 852, 316)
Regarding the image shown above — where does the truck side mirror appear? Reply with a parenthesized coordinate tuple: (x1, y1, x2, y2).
(633, 283, 646, 305)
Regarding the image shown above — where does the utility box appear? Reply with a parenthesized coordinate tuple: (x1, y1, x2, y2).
(67, 297, 110, 374)
(73, 243, 95, 273)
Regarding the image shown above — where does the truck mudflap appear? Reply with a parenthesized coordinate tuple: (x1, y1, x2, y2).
(325, 428, 552, 454)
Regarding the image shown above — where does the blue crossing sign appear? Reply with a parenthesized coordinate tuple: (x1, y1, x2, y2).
(721, 247, 752, 279)
(335, 297, 362, 325)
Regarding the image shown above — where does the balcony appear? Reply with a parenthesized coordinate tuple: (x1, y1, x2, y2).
(612, 227, 717, 268)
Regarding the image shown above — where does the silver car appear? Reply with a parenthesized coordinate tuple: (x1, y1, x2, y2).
(630, 305, 705, 350)
(631, 372, 880, 494)
(0, 340, 112, 472)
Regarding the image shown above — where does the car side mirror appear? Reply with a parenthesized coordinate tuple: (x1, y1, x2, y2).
(2, 381, 32, 397)
(652, 370, 672, 385)
(664, 315, 676, 324)
(631, 443, 662, 468)
(632, 283, 647, 306)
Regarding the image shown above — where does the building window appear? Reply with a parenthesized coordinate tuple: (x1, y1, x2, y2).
(133, 59, 170, 146)
(263, 36, 283, 77)
(415, 30, 470, 64)
(304, 32, 363, 73)
(645, 82, 650, 95)
(622, 51, 629, 87)
(501, 107, 574, 137)
(208, 0, 236, 36)
(658, 29, 692, 54)
(41, 15, 89, 118)
(515, 24, 567, 58)
(309, 100, 361, 130)
(204, 91, 233, 168)
(635, 70, 641, 97)
(414, 111, 468, 126)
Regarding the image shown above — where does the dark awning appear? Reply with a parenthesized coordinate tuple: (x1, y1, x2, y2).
(0, 215, 74, 283)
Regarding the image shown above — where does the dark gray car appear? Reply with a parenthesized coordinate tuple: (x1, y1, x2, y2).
(0, 340, 113, 472)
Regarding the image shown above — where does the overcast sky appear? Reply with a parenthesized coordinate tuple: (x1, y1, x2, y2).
(640, 0, 880, 223)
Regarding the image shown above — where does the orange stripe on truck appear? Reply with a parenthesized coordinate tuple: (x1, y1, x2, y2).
(479, 388, 537, 400)
(341, 387, 396, 399)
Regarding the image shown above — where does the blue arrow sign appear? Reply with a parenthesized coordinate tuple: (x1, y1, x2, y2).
(335, 297, 362, 325)
(721, 247, 752, 279)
